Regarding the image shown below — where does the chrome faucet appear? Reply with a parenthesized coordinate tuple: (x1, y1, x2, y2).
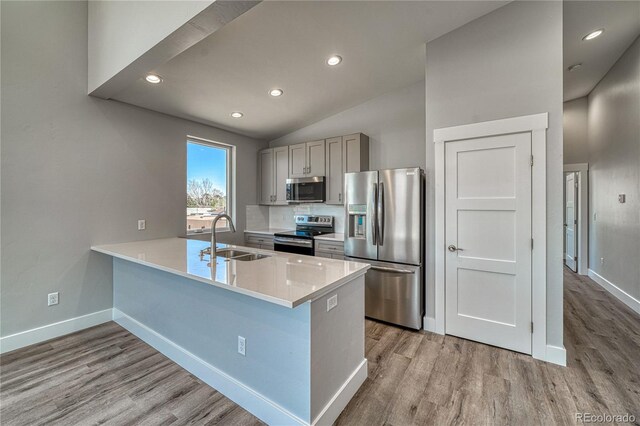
(210, 213, 235, 258)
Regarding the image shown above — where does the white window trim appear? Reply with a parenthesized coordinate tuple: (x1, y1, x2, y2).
(186, 136, 236, 235)
(432, 113, 564, 366)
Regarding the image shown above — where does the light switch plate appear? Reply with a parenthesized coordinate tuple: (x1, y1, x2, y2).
(618, 194, 626, 203)
(138, 219, 146, 230)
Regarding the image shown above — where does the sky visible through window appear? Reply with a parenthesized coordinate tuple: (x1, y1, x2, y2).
(186, 141, 228, 232)
(187, 142, 227, 189)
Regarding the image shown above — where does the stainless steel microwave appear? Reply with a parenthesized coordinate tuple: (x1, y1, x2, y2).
(286, 177, 325, 203)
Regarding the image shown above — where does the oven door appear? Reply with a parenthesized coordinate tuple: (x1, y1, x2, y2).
(274, 236, 314, 256)
(286, 177, 325, 203)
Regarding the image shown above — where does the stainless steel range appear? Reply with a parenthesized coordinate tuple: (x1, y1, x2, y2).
(273, 215, 334, 256)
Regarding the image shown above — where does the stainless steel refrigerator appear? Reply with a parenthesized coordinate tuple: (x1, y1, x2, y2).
(344, 167, 424, 329)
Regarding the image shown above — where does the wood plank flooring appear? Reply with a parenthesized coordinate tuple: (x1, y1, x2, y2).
(1, 269, 639, 425)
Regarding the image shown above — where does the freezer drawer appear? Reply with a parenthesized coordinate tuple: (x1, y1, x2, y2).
(347, 257, 423, 329)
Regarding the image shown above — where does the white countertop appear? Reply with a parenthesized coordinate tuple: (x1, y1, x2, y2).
(244, 228, 293, 236)
(314, 233, 344, 243)
(92, 238, 368, 308)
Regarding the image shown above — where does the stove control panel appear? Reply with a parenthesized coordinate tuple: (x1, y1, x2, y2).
(295, 215, 334, 227)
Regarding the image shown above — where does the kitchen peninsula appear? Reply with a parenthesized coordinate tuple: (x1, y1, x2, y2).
(92, 238, 369, 426)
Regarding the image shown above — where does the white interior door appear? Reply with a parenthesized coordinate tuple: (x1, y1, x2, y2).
(564, 172, 578, 272)
(445, 132, 532, 354)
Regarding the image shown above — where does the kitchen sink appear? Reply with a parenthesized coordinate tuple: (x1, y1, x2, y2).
(200, 247, 270, 262)
(230, 253, 270, 261)
(216, 249, 253, 258)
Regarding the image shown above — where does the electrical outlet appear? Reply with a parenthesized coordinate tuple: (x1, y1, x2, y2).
(48, 292, 59, 306)
(593, 212, 597, 222)
(327, 294, 338, 312)
(238, 336, 246, 356)
(600, 257, 605, 266)
(618, 194, 626, 203)
(138, 219, 146, 231)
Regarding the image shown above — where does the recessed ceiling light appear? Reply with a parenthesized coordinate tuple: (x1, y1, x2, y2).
(568, 63, 583, 72)
(269, 88, 283, 97)
(230, 112, 243, 118)
(145, 74, 162, 84)
(582, 29, 604, 41)
(327, 55, 342, 66)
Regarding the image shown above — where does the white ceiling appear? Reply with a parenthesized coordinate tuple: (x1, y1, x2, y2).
(113, 1, 507, 140)
(563, 1, 640, 102)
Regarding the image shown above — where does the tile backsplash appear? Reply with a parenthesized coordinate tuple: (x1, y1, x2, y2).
(246, 204, 345, 233)
(245, 205, 269, 230)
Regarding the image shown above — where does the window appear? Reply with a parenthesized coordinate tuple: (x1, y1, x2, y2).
(186, 139, 233, 234)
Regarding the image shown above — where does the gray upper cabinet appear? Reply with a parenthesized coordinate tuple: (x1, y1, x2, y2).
(289, 143, 307, 178)
(258, 147, 289, 205)
(306, 140, 326, 176)
(343, 133, 369, 173)
(325, 133, 370, 205)
(260, 134, 367, 206)
(289, 140, 325, 178)
(273, 146, 288, 204)
(325, 137, 344, 204)
(259, 148, 274, 205)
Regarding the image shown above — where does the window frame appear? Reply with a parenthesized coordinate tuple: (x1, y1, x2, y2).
(186, 136, 235, 235)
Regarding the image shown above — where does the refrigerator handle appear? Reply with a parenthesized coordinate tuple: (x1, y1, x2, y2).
(371, 182, 378, 245)
(378, 182, 384, 245)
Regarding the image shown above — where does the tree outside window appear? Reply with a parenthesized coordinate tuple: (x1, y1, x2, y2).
(186, 140, 232, 233)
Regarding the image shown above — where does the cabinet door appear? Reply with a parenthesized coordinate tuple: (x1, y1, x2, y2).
(325, 137, 343, 204)
(258, 149, 274, 205)
(343, 133, 369, 173)
(273, 146, 289, 204)
(306, 140, 325, 176)
(289, 143, 307, 178)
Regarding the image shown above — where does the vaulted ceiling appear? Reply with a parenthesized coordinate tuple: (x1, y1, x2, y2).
(563, 1, 640, 101)
(111, 1, 507, 140)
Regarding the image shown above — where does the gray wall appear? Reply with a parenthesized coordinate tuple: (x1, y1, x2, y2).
(425, 1, 564, 347)
(270, 80, 426, 170)
(587, 36, 640, 300)
(563, 97, 589, 164)
(1, 1, 266, 337)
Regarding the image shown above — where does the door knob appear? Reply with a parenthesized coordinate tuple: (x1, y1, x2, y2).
(448, 245, 463, 252)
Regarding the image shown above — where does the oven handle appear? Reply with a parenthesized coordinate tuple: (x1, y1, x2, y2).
(274, 237, 313, 247)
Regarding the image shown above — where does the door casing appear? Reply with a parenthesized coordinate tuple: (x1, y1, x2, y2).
(434, 113, 550, 363)
(563, 163, 589, 275)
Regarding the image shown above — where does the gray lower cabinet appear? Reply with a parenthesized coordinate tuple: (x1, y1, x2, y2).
(315, 240, 344, 260)
(244, 233, 274, 250)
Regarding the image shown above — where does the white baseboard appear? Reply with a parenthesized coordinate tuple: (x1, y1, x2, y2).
(0, 308, 113, 354)
(588, 269, 640, 315)
(545, 344, 567, 367)
(115, 309, 365, 426)
(423, 316, 439, 333)
(311, 359, 367, 426)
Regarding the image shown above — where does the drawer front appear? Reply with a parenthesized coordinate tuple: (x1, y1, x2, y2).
(315, 251, 333, 259)
(316, 241, 344, 254)
(246, 234, 274, 245)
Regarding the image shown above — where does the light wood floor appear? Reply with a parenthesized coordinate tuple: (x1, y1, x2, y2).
(1, 269, 638, 425)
